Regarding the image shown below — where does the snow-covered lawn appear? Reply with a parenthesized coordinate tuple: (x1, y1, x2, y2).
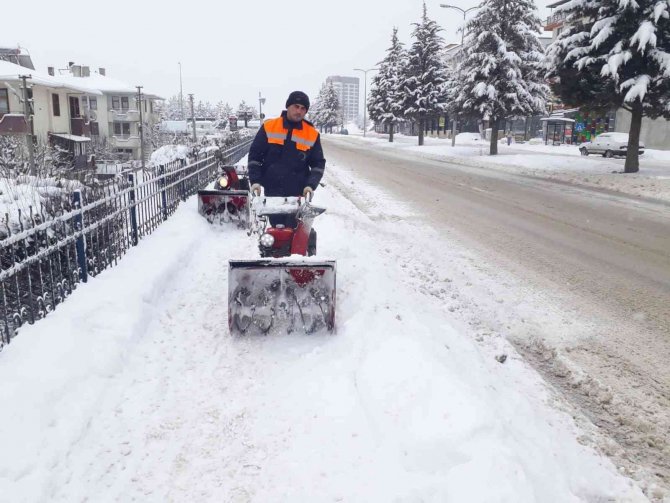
(0, 158, 647, 501)
(332, 132, 670, 202)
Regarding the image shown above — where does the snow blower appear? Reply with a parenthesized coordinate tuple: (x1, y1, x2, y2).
(228, 196, 336, 335)
(197, 164, 250, 226)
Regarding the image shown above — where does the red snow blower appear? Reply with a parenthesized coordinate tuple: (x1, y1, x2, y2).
(228, 196, 336, 335)
(197, 164, 250, 226)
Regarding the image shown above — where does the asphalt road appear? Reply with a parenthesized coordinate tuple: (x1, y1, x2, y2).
(323, 136, 670, 496)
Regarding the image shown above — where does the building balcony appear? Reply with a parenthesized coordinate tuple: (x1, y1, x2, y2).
(110, 135, 141, 148)
(108, 109, 140, 122)
(545, 11, 568, 30)
(0, 114, 28, 134)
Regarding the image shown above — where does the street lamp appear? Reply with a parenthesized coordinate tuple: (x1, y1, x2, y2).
(353, 67, 378, 137)
(258, 91, 266, 122)
(440, 4, 478, 146)
(178, 62, 184, 120)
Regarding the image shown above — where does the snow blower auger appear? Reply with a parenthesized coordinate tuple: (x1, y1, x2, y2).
(228, 196, 336, 336)
(197, 164, 251, 226)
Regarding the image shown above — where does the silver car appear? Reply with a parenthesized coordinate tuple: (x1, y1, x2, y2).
(579, 132, 645, 158)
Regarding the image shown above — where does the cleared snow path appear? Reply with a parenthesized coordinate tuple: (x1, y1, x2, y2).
(0, 168, 646, 501)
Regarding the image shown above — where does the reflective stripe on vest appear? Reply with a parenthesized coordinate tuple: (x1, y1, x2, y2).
(291, 123, 319, 152)
(263, 116, 319, 151)
(264, 117, 287, 145)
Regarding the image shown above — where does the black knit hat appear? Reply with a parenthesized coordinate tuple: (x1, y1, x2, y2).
(286, 91, 310, 111)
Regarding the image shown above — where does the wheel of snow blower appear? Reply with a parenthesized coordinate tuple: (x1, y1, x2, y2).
(308, 229, 317, 256)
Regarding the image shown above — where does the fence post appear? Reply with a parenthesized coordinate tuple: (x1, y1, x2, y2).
(180, 158, 187, 201)
(72, 190, 88, 283)
(159, 165, 168, 221)
(128, 173, 139, 246)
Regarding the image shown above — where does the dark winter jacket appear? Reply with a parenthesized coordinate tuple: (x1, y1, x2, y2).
(248, 111, 326, 197)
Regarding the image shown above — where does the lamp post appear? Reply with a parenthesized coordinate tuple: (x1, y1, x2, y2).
(353, 67, 378, 137)
(440, 4, 478, 146)
(259, 92, 266, 122)
(178, 62, 184, 120)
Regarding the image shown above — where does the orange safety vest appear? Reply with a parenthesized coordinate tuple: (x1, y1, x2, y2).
(263, 116, 319, 152)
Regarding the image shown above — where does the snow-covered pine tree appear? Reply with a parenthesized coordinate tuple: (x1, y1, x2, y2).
(162, 95, 185, 120)
(216, 102, 233, 121)
(455, 0, 548, 155)
(310, 82, 341, 133)
(308, 84, 326, 130)
(369, 27, 407, 142)
(321, 82, 341, 133)
(546, 0, 670, 173)
(401, 2, 448, 146)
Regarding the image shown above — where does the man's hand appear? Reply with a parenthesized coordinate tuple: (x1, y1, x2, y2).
(303, 186, 314, 201)
(250, 183, 262, 196)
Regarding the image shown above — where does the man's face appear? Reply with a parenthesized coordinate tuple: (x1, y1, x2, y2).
(286, 104, 307, 122)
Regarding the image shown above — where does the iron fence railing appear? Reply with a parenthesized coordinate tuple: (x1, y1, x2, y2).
(0, 138, 252, 348)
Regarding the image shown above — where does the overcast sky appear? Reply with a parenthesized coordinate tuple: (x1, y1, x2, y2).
(4, 0, 554, 116)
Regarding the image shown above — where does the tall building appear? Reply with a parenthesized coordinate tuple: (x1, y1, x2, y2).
(326, 76, 359, 124)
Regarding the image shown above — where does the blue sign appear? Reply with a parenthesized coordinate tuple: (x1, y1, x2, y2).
(575, 122, 585, 132)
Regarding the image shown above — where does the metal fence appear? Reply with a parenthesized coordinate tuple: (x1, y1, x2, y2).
(0, 138, 252, 348)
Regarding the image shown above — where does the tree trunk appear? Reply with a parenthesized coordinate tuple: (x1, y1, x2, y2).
(389, 122, 395, 143)
(489, 117, 498, 155)
(625, 102, 642, 173)
(418, 117, 424, 146)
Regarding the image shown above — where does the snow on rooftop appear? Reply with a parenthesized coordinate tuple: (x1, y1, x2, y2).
(56, 70, 163, 99)
(0, 60, 102, 95)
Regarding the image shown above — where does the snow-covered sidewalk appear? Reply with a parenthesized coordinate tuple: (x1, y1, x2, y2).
(330, 132, 670, 203)
(0, 163, 647, 501)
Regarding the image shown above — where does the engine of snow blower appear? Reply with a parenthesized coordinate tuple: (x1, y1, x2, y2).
(228, 196, 336, 335)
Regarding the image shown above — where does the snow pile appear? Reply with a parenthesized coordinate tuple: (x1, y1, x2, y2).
(0, 176, 84, 236)
(0, 157, 646, 500)
(149, 144, 189, 166)
(329, 134, 670, 202)
(455, 132, 486, 144)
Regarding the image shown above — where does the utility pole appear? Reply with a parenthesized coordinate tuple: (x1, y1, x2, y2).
(178, 62, 184, 119)
(136, 86, 145, 170)
(440, 4, 479, 147)
(19, 75, 35, 176)
(188, 94, 196, 142)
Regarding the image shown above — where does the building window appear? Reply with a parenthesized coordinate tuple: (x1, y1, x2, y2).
(90, 122, 99, 136)
(52, 94, 61, 116)
(114, 122, 131, 136)
(69, 96, 80, 118)
(89, 97, 97, 110)
(0, 89, 9, 116)
(111, 96, 129, 111)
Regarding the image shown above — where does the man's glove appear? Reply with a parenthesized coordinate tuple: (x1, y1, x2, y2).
(250, 183, 262, 196)
(303, 186, 314, 201)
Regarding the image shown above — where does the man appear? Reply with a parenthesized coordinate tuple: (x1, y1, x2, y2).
(248, 91, 326, 203)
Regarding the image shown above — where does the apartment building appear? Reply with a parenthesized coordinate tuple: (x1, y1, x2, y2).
(0, 57, 103, 166)
(56, 63, 163, 160)
(325, 76, 359, 124)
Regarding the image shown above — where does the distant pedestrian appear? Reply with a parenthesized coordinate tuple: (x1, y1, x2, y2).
(506, 131, 513, 146)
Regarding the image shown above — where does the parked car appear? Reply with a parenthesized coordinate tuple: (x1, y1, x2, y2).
(339, 128, 349, 135)
(579, 132, 644, 158)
